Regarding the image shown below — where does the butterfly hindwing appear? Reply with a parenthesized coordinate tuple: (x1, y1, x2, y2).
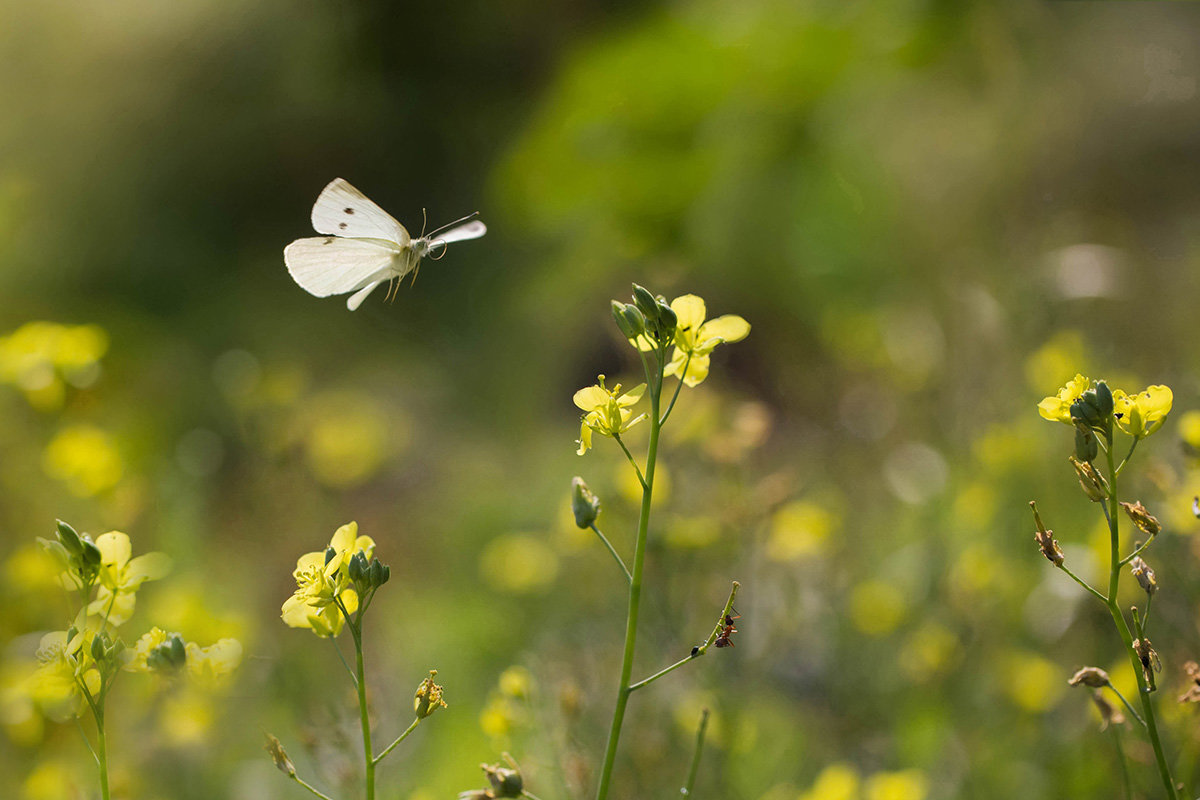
(311, 178, 411, 245)
(284, 237, 400, 298)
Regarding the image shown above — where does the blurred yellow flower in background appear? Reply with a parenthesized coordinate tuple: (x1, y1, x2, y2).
(42, 425, 123, 496)
(0, 322, 108, 412)
(479, 533, 559, 595)
(26, 630, 100, 722)
(864, 769, 929, 800)
(798, 763, 860, 800)
(850, 580, 908, 636)
(766, 500, 838, 561)
(303, 391, 397, 488)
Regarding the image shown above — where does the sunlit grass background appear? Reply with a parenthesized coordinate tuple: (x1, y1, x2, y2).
(4, 2, 1200, 798)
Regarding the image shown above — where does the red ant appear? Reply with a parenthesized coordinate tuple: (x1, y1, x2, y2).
(714, 610, 741, 648)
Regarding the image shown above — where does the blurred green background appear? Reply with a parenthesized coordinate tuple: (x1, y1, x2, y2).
(4, 1, 1200, 798)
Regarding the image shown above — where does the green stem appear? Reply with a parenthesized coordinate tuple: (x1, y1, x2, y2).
(330, 634, 357, 684)
(1111, 723, 1133, 800)
(354, 628, 375, 800)
(1118, 537, 1154, 567)
(659, 352, 692, 426)
(613, 434, 646, 491)
(595, 355, 664, 800)
(590, 524, 632, 584)
(1103, 438, 1177, 800)
(629, 581, 740, 692)
(373, 717, 420, 765)
(1105, 683, 1146, 729)
(291, 773, 338, 800)
(1057, 564, 1108, 603)
(681, 708, 709, 797)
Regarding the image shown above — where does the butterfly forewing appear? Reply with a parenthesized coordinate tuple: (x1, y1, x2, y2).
(311, 178, 411, 245)
(284, 237, 401, 297)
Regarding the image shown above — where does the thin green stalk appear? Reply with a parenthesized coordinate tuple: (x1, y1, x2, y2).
(352, 627, 375, 800)
(291, 773, 338, 800)
(590, 524, 632, 584)
(1105, 684, 1146, 729)
(1111, 723, 1133, 800)
(681, 708, 709, 797)
(373, 717, 419, 765)
(1102, 437, 1177, 800)
(1056, 564, 1108, 603)
(613, 434, 646, 490)
(629, 581, 740, 692)
(77, 678, 110, 800)
(659, 352, 692, 426)
(595, 353, 664, 800)
(1118, 537, 1153, 567)
(330, 635, 358, 684)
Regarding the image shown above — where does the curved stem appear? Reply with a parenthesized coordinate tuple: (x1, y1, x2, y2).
(1057, 564, 1108, 604)
(590, 524, 632, 584)
(1105, 683, 1146, 729)
(659, 353, 692, 426)
(291, 773, 338, 800)
(595, 358, 664, 800)
(629, 654, 694, 693)
(613, 435, 646, 491)
(373, 717, 420, 765)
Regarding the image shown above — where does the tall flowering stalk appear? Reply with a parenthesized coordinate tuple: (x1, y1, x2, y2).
(29, 520, 239, 800)
(274, 521, 444, 800)
(574, 285, 748, 800)
(1033, 376, 1178, 799)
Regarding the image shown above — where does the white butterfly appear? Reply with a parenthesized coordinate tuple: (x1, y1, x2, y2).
(284, 178, 487, 310)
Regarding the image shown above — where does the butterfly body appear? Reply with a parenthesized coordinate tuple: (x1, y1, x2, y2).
(284, 178, 486, 310)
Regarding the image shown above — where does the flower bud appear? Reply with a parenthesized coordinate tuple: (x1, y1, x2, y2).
(56, 519, 83, 555)
(1120, 501, 1161, 537)
(656, 301, 677, 338)
(611, 302, 646, 340)
(81, 539, 102, 569)
(1068, 666, 1110, 688)
(571, 477, 601, 529)
(632, 284, 659, 322)
(414, 669, 447, 719)
(1129, 557, 1158, 595)
(1069, 456, 1109, 502)
(1094, 380, 1114, 418)
(264, 734, 297, 777)
(370, 560, 389, 588)
(348, 551, 369, 584)
(147, 633, 188, 672)
(1073, 424, 1098, 463)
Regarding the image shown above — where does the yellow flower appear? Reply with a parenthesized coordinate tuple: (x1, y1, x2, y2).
(26, 630, 100, 721)
(126, 628, 242, 686)
(662, 295, 750, 387)
(281, 522, 375, 637)
(573, 376, 646, 455)
(42, 424, 123, 496)
(85, 532, 171, 627)
(1036, 373, 1091, 424)
(1113, 385, 1173, 438)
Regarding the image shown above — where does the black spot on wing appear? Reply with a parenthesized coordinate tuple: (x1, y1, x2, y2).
(344, 207, 355, 215)
(322, 238, 334, 245)
(339, 222, 348, 229)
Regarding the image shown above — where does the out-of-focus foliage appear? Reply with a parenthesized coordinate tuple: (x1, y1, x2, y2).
(3, 0, 1200, 798)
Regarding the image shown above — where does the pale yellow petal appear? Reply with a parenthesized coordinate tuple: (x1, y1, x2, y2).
(697, 315, 750, 345)
(670, 295, 707, 333)
(329, 521, 359, 554)
(573, 385, 609, 411)
(125, 552, 172, 585)
(95, 532, 131, 568)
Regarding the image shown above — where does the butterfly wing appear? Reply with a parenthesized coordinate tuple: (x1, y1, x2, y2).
(346, 279, 387, 311)
(310, 178, 411, 246)
(432, 220, 487, 245)
(284, 237, 400, 299)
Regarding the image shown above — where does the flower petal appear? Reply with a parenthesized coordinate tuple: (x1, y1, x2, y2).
(573, 385, 609, 411)
(125, 552, 172, 585)
(329, 522, 358, 554)
(698, 314, 750, 345)
(670, 295, 707, 333)
(95, 532, 131, 568)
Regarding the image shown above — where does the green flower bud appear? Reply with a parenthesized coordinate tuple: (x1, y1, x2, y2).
(1094, 380, 1114, 417)
(483, 760, 524, 798)
(656, 301, 677, 338)
(611, 302, 645, 340)
(56, 520, 83, 555)
(91, 632, 108, 663)
(324, 546, 337, 566)
(1074, 424, 1098, 463)
(632, 284, 659, 323)
(147, 634, 187, 672)
(348, 551, 369, 583)
(81, 539, 102, 569)
(370, 560, 390, 588)
(571, 477, 601, 528)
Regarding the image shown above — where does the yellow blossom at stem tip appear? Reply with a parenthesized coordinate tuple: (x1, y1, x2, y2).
(663, 295, 750, 387)
(281, 522, 375, 638)
(1113, 385, 1173, 438)
(1037, 374, 1091, 425)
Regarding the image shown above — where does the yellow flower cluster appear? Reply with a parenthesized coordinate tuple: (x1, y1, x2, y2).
(281, 521, 375, 637)
(1037, 373, 1173, 439)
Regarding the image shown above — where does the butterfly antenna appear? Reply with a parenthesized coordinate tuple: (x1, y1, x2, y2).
(427, 211, 480, 239)
(428, 240, 449, 261)
(420, 208, 428, 239)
